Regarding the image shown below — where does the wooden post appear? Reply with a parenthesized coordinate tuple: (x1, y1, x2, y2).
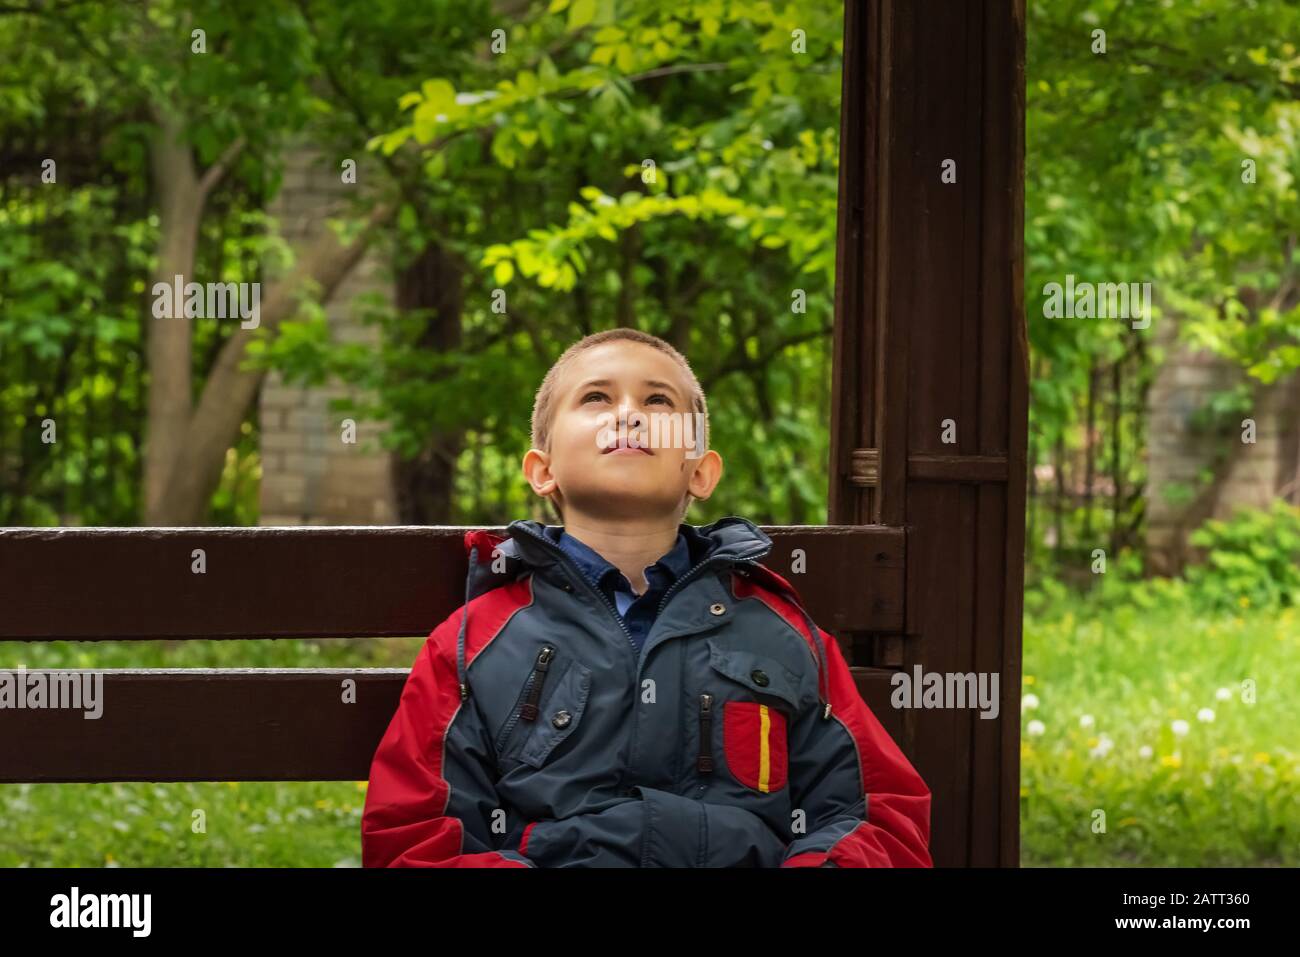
(829, 0, 1028, 867)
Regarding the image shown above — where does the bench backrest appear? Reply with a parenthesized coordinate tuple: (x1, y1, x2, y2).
(0, 525, 903, 783)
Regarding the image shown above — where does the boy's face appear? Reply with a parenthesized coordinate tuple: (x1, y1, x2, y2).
(523, 341, 722, 522)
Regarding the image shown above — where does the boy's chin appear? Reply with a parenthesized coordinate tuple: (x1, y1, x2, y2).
(559, 487, 687, 521)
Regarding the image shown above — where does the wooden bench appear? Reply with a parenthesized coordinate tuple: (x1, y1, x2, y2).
(0, 525, 905, 783)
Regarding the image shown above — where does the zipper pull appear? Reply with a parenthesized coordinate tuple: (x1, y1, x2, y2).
(697, 693, 714, 773)
(519, 645, 554, 722)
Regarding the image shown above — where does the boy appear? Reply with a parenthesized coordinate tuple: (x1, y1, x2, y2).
(361, 328, 932, 867)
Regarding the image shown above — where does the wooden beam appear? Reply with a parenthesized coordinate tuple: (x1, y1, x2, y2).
(0, 667, 903, 783)
(0, 525, 905, 641)
(907, 453, 1010, 483)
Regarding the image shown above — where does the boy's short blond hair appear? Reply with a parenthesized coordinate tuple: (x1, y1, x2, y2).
(529, 328, 711, 520)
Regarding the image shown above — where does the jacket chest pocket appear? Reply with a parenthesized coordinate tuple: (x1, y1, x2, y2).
(497, 645, 593, 769)
(702, 639, 802, 794)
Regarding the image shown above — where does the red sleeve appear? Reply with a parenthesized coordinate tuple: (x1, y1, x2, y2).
(361, 616, 531, 868)
(781, 630, 933, 868)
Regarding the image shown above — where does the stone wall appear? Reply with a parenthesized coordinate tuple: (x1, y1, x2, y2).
(1146, 316, 1300, 573)
(258, 146, 398, 526)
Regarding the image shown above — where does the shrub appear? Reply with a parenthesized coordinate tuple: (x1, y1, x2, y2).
(1185, 501, 1300, 612)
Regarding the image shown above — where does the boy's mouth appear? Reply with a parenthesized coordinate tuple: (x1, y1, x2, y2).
(602, 441, 653, 455)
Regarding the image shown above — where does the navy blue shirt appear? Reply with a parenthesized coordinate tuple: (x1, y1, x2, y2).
(548, 528, 693, 654)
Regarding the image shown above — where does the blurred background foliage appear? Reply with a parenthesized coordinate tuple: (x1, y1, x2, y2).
(2, 0, 1296, 547)
(1, 0, 840, 527)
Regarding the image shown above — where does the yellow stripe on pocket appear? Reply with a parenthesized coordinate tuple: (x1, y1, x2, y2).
(758, 705, 770, 792)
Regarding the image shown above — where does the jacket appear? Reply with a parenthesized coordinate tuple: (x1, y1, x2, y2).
(361, 515, 933, 868)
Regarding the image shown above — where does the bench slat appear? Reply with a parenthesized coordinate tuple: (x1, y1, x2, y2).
(0, 667, 902, 782)
(0, 525, 904, 640)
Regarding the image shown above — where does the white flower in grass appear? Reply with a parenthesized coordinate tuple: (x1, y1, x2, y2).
(1079, 714, 1095, 729)
(1089, 735, 1114, 758)
(1027, 719, 1046, 737)
(1022, 694, 1040, 712)
(1197, 707, 1215, 723)
(1171, 719, 1190, 737)
(1138, 745, 1154, 759)
(1215, 687, 1232, 702)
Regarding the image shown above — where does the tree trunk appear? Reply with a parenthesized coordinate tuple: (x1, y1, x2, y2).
(143, 109, 201, 522)
(1110, 358, 1123, 557)
(392, 240, 465, 524)
(1082, 359, 1097, 540)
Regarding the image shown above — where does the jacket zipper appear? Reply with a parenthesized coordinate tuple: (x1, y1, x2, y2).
(518, 644, 555, 722)
(696, 693, 715, 774)
(497, 644, 554, 750)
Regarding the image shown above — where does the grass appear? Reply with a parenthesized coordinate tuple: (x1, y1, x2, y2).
(1019, 575, 1300, 866)
(2, 577, 1296, 866)
(0, 635, 422, 868)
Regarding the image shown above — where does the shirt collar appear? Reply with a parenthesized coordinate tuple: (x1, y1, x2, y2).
(549, 526, 693, 595)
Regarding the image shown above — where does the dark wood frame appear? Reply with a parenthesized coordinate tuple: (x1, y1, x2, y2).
(828, 0, 1028, 866)
(0, 0, 1026, 867)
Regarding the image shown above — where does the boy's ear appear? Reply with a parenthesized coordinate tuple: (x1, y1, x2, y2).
(686, 449, 723, 502)
(522, 448, 557, 496)
(522, 448, 563, 518)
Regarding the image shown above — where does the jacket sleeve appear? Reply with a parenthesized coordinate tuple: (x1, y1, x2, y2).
(780, 627, 933, 867)
(505, 786, 788, 868)
(361, 621, 533, 868)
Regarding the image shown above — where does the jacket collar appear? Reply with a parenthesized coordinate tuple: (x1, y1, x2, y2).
(504, 515, 772, 575)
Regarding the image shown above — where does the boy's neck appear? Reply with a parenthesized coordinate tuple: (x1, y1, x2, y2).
(560, 511, 682, 596)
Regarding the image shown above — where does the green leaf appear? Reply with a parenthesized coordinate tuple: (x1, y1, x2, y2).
(420, 79, 457, 114)
(568, 0, 596, 31)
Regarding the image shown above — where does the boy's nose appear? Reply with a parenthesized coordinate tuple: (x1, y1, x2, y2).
(617, 403, 649, 428)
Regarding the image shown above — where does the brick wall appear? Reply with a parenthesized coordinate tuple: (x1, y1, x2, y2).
(258, 145, 398, 526)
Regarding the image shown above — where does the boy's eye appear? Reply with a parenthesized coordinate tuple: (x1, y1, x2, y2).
(579, 390, 673, 406)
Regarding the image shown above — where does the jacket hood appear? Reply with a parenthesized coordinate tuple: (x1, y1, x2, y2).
(453, 516, 831, 719)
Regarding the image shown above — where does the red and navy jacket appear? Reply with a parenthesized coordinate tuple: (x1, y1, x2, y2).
(361, 516, 932, 867)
